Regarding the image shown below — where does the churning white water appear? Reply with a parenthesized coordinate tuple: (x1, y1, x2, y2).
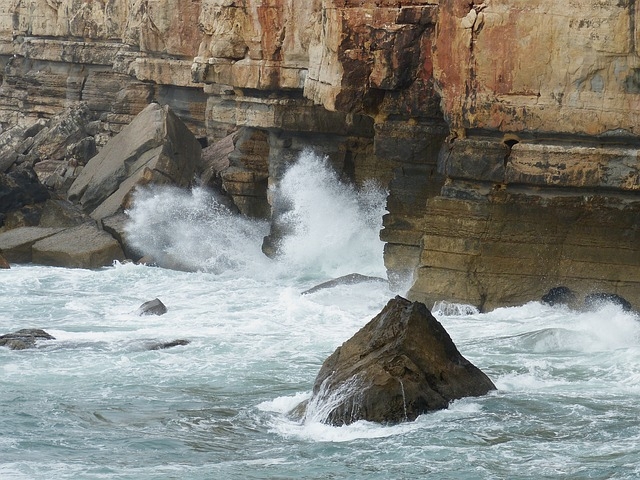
(2, 152, 640, 479)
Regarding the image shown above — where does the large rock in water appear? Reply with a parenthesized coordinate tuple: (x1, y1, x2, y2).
(304, 296, 496, 425)
(67, 103, 201, 220)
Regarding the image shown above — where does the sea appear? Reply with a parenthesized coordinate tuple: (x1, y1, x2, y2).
(1, 152, 639, 479)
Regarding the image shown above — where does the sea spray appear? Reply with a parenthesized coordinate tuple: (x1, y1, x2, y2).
(125, 185, 269, 274)
(125, 150, 388, 280)
(274, 150, 388, 278)
(3, 265, 640, 476)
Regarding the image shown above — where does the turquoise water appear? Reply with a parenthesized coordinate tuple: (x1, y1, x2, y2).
(2, 154, 640, 479)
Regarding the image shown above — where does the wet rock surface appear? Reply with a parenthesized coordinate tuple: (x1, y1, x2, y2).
(146, 339, 190, 350)
(301, 273, 387, 295)
(0, 329, 55, 350)
(137, 298, 168, 316)
(584, 293, 633, 312)
(303, 296, 496, 425)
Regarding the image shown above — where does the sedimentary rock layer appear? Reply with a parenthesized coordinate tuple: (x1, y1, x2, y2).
(0, 0, 638, 309)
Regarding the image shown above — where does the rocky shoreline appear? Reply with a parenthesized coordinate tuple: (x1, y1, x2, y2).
(1, 0, 638, 310)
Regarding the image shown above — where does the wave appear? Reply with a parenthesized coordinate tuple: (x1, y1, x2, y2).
(124, 150, 388, 280)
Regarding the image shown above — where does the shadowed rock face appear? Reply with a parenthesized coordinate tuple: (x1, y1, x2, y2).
(304, 296, 495, 425)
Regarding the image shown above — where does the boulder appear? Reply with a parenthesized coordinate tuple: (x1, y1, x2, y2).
(0, 252, 9, 269)
(25, 103, 95, 167)
(137, 298, 168, 316)
(31, 222, 125, 268)
(302, 296, 496, 425)
(0, 329, 55, 350)
(101, 212, 139, 261)
(541, 286, 577, 307)
(584, 293, 633, 312)
(0, 227, 65, 263)
(37, 199, 89, 228)
(302, 273, 387, 295)
(67, 103, 202, 220)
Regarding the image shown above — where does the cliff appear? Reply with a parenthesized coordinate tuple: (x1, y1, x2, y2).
(1, 0, 638, 310)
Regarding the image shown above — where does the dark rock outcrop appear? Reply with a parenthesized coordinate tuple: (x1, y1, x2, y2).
(301, 273, 387, 295)
(147, 339, 190, 350)
(137, 298, 168, 316)
(542, 287, 577, 307)
(0, 329, 55, 350)
(0, 252, 9, 269)
(303, 296, 495, 425)
(0, 165, 50, 227)
(584, 293, 633, 312)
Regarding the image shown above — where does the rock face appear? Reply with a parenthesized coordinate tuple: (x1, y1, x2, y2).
(31, 222, 125, 268)
(1, 0, 639, 309)
(304, 296, 495, 425)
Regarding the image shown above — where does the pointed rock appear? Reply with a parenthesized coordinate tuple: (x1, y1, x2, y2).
(303, 296, 495, 425)
(67, 103, 201, 220)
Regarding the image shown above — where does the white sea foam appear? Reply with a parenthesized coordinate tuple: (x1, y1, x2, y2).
(274, 150, 388, 278)
(3, 152, 640, 478)
(125, 185, 269, 275)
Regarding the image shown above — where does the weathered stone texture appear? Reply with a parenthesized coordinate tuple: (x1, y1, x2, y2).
(303, 296, 495, 425)
(1, 0, 639, 308)
(67, 103, 201, 220)
(434, 0, 640, 137)
(31, 222, 125, 268)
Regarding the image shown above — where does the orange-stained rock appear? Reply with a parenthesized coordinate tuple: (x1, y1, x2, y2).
(434, 0, 640, 137)
(0, 0, 639, 310)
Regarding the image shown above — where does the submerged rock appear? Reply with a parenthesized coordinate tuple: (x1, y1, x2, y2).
(302, 296, 496, 425)
(0, 328, 55, 350)
(584, 293, 632, 312)
(137, 298, 168, 316)
(301, 273, 387, 295)
(147, 339, 190, 350)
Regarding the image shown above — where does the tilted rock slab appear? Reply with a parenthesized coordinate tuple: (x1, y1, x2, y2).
(67, 102, 201, 220)
(305, 296, 495, 425)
